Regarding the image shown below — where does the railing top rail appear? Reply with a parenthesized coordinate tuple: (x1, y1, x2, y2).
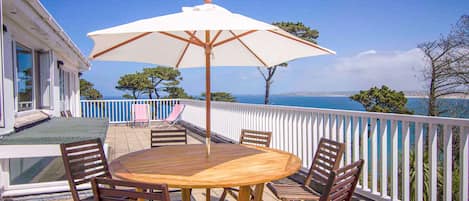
(80, 99, 180, 102)
(180, 99, 469, 126)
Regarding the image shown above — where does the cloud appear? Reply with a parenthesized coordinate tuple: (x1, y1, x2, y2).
(291, 48, 427, 92)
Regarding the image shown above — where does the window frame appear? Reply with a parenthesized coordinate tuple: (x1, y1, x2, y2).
(14, 42, 35, 113)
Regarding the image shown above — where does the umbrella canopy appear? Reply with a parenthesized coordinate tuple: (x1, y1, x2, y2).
(88, 1, 335, 155)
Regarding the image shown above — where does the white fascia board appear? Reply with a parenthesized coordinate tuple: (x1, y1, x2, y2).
(10, 0, 90, 71)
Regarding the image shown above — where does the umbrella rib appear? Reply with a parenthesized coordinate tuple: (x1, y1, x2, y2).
(184, 31, 205, 46)
(176, 31, 196, 68)
(229, 31, 268, 67)
(91, 32, 152, 59)
(213, 30, 257, 47)
(209, 30, 223, 46)
(159, 31, 204, 47)
(267, 30, 335, 54)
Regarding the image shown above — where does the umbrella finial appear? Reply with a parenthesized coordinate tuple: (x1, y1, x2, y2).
(204, 0, 212, 4)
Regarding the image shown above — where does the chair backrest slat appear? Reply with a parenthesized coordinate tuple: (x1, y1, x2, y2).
(151, 130, 187, 147)
(91, 178, 171, 201)
(239, 129, 272, 147)
(61, 138, 111, 201)
(305, 138, 345, 193)
(320, 160, 364, 201)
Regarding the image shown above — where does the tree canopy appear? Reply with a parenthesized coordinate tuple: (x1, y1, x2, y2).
(350, 85, 413, 114)
(200, 92, 236, 102)
(272, 22, 319, 44)
(143, 66, 182, 99)
(164, 86, 192, 99)
(115, 73, 151, 99)
(80, 78, 102, 100)
(418, 15, 468, 116)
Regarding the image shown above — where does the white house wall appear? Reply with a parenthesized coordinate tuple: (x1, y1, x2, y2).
(0, 0, 89, 134)
(0, 22, 14, 134)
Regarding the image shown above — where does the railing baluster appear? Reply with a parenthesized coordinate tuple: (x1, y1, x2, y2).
(360, 116, 369, 190)
(371, 118, 378, 194)
(391, 120, 398, 200)
(331, 114, 337, 141)
(460, 127, 469, 201)
(324, 114, 330, 139)
(318, 113, 324, 141)
(312, 112, 318, 158)
(337, 115, 345, 166)
(443, 124, 452, 201)
(402, 121, 410, 201)
(429, 124, 438, 201)
(415, 123, 424, 201)
(380, 119, 388, 197)
(306, 113, 313, 167)
(353, 116, 360, 165)
(345, 116, 352, 165)
(300, 113, 307, 167)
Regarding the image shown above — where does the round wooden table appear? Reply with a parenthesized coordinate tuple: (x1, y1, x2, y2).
(110, 144, 301, 201)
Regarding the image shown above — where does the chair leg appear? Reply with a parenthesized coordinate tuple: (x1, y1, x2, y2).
(227, 189, 239, 200)
(219, 189, 228, 201)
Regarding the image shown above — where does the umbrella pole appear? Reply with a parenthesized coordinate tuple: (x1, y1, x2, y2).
(205, 30, 211, 157)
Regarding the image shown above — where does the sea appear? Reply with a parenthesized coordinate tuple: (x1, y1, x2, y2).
(103, 95, 469, 118)
(234, 95, 469, 118)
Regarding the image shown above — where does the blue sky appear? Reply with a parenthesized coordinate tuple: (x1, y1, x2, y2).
(41, 0, 468, 97)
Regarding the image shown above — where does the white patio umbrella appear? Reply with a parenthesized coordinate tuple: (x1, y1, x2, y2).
(88, 0, 335, 156)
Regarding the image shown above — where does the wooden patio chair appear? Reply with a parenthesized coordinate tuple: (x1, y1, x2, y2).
(239, 129, 272, 147)
(91, 178, 171, 201)
(218, 129, 272, 201)
(66, 110, 73, 118)
(267, 159, 364, 201)
(150, 125, 188, 147)
(60, 138, 111, 201)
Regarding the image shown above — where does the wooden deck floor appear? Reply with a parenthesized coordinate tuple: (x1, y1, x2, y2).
(104, 124, 280, 201)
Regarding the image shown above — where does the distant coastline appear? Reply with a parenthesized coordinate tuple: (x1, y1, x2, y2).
(275, 91, 469, 99)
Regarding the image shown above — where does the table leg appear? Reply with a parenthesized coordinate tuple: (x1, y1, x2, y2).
(182, 188, 192, 201)
(136, 188, 144, 201)
(253, 183, 265, 201)
(238, 186, 252, 201)
(206, 188, 211, 201)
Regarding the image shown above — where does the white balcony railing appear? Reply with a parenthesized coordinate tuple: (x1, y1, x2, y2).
(80, 98, 469, 201)
(178, 99, 469, 201)
(81, 99, 179, 123)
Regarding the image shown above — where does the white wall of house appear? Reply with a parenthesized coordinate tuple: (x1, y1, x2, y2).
(0, 0, 89, 135)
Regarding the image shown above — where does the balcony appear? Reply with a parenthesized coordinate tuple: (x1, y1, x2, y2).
(0, 98, 468, 201)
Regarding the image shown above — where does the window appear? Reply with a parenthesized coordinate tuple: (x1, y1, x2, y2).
(16, 43, 34, 111)
(9, 156, 66, 185)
